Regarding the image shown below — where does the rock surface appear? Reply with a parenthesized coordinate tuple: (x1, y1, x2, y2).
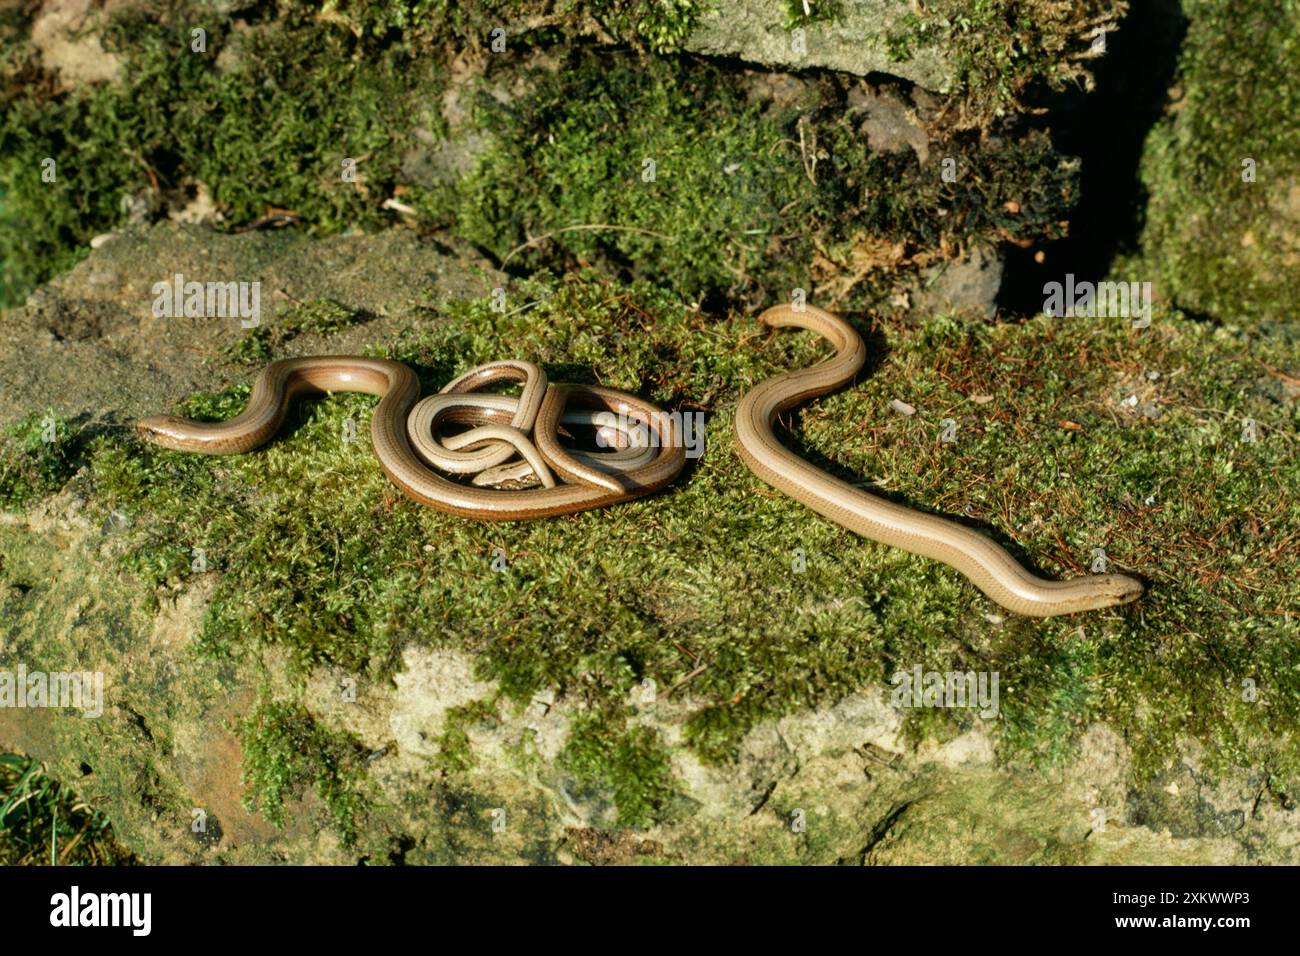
(0, 224, 498, 430)
(29, 0, 125, 91)
(685, 0, 953, 88)
(2, 224, 1295, 864)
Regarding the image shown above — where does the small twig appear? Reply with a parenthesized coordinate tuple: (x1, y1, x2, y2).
(58, 817, 92, 864)
(797, 117, 818, 186)
(1257, 357, 1300, 387)
(382, 197, 418, 216)
(128, 150, 163, 192)
(500, 299, 543, 319)
(661, 662, 709, 699)
(233, 208, 304, 233)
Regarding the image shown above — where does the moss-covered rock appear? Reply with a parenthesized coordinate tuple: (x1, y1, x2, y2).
(880, 0, 1128, 123)
(0, 2, 436, 306)
(684, 0, 955, 87)
(438, 49, 1076, 313)
(2, 223, 1297, 863)
(1133, 0, 1300, 330)
(0, 0, 1120, 313)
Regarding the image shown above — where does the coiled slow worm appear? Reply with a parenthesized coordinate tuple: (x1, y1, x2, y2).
(137, 356, 685, 519)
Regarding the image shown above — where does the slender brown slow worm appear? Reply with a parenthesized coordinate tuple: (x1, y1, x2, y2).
(734, 304, 1144, 617)
(137, 356, 685, 519)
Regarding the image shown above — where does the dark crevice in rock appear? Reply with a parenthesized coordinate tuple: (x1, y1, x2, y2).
(997, 0, 1189, 315)
(387, 834, 417, 865)
(126, 706, 154, 743)
(853, 799, 913, 863)
(748, 779, 778, 816)
(1171, 303, 1225, 329)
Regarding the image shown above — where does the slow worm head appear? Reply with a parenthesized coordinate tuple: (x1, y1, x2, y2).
(734, 303, 1144, 618)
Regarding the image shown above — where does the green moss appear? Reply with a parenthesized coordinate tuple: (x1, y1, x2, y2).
(588, 0, 703, 52)
(222, 328, 276, 366)
(237, 697, 367, 844)
(291, 0, 704, 53)
(434, 700, 501, 774)
(0, 91, 136, 306)
(0, 0, 1095, 311)
(1133, 0, 1300, 328)
(0, 5, 435, 307)
(783, 0, 844, 28)
(885, 0, 1125, 124)
(446, 51, 1075, 307)
(0, 412, 82, 511)
(295, 0, 447, 41)
(0, 0, 716, 309)
(177, 383, 255, 422)
(0, 0, 33, 76)
(282, 297, 368, 336)
(559, 714, 681, 828)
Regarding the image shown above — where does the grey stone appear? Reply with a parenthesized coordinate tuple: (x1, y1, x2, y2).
(685, 0, 954, 90)
(912, 243, 1004, 320)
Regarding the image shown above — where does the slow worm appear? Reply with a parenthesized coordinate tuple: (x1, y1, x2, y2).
(137, 356, 685, 519)
(734, 304, 1144, 617)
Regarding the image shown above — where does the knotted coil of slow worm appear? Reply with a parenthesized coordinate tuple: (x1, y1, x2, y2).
(136, 356, 685, 520)
(733, 304, 1144, 617)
